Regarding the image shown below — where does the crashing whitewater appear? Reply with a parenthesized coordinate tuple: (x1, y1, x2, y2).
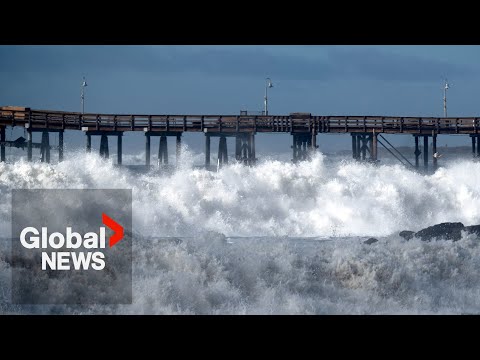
(1, 150, 480, 314)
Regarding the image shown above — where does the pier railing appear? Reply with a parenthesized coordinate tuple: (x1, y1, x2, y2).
(1, 107, 479, 135)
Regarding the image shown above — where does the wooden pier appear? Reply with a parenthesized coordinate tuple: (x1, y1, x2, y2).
(2, 106, 480, 169)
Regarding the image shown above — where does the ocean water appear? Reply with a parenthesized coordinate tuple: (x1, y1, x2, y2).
(1, 148, 480, 314)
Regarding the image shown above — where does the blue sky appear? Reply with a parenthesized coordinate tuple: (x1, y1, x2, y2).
(1, 45, 479, 155)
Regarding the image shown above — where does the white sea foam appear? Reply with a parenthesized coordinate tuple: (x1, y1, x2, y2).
(1, 150, 480, 237)
(1, 150, 480, 314)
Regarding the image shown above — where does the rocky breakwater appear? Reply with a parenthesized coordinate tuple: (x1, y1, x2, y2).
(399, 222, 480, 242)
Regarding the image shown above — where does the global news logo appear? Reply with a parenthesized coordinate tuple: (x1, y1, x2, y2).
(18, 213, 124, 271)
(12, 189, 132, 304)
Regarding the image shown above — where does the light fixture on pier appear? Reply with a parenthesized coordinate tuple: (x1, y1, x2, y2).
(81, 76, 88, 114)
(264, 77, 273, 116)
(443, 78, 450, 117)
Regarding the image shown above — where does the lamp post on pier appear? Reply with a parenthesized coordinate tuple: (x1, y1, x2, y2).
(81, 76, 88, 114)
(264, 77, 273, 115)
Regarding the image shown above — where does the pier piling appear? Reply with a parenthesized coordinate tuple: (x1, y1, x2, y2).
(423, 135, 428, 170)
(58, 131, 64, 162)
(473, 135, 480, 158)
(292, 134, 311, 162)
(205, 134, 210, 167)
(176, 134, 181, 165)
(86, 134, 91, 153)
(352, 134, 357, 160)
(361, 135, 367, 160)
(99, 134, 109, 159)
(311, 131, 317, 157)
(356, 135, 361, 161)
(477, 137, 480, 158)
(475, 135, 480, 157)
(371, 131, 377, 162)
(414, 136, 420, 169)
(351, 133, 377, 162)
(0, 126, 5, 162)
(218, 136, 228, 165)
(250, 133, 256, 165)
(117, 133, 122, 165)
(40, 131, 50, 163)
(235, 136, 241, 161)
(145, 134, 151, 166)
(158, 135, 168, 165)
(235, 133, 255, 165)
(27, 128, 32, 162)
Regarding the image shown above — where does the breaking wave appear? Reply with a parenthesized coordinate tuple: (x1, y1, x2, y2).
(1, 149, 480, 314)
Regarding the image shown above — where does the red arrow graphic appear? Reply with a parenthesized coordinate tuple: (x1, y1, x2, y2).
(102, 213, 124, 247)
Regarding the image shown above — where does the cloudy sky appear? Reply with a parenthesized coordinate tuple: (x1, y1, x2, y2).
(1, 45, 479, 155)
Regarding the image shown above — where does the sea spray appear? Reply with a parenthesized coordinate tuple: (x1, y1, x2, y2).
(2, 150, 480, 237)
(2, 150, 480, 314)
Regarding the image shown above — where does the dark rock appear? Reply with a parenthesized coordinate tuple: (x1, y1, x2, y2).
(364, 237, 378, 245)
(464, 225, 480, 236)
(399, 230, 415, 241)
(415, 222, 465, 242)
